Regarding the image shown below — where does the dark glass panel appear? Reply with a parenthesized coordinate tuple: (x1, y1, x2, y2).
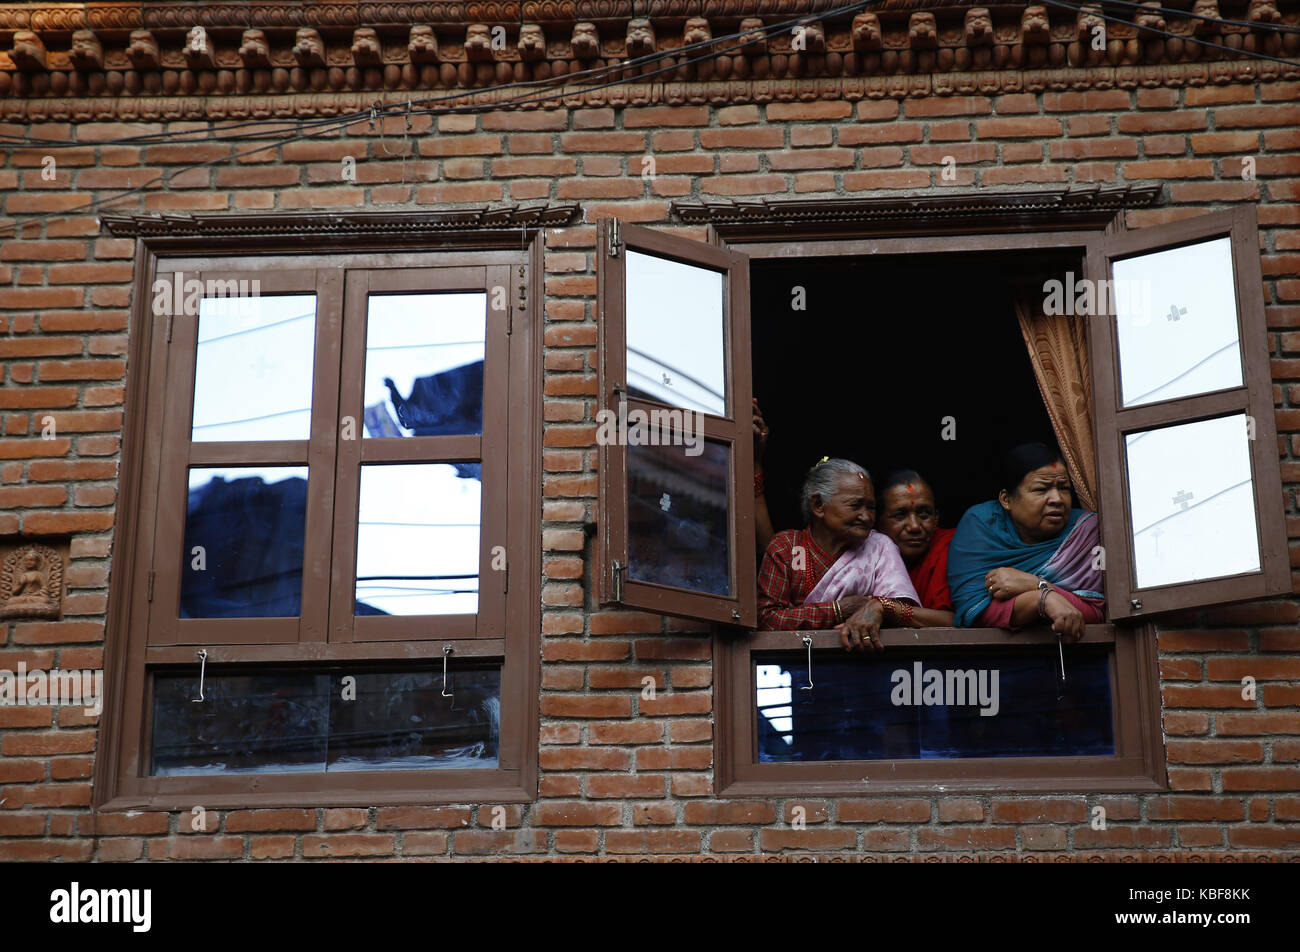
(627, 439, 730, 596)
(150, 666, 500, 775)
(756, 647, 1113, 762)
(181, 467, 308, 618)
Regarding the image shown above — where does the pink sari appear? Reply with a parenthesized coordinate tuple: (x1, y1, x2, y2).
(804, 530, 920, 605)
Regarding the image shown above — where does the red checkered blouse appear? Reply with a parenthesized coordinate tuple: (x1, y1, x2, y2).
(758, 527, 842, 630)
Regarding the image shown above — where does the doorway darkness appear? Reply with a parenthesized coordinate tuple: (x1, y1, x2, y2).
(751, 249, 1073, 534)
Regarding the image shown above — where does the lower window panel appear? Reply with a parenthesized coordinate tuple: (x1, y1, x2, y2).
(150, 664, 500, 776)
(755, 646, 1114, 762)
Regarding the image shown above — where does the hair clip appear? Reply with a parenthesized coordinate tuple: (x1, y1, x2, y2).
(807, 455, 830, 474)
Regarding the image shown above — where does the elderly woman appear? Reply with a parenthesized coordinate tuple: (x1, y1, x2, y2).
(948, 443, 1104, 641)
(875, 469, 955, 626)
(758, 458, 920, 652)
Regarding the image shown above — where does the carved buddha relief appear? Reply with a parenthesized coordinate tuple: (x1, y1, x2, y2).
(0, 544, 63, 620)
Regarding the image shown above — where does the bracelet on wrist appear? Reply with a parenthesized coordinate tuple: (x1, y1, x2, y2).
(1038, 586, 1051, 620)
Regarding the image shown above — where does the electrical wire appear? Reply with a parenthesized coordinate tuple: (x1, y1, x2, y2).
(0, 0, 1296, 240)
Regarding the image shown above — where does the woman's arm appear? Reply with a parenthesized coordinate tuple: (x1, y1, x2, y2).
(754, 464, 775, 564)
(909, 607, 956, 628)
(1002, 588, 1086, 640)
(752, 401, 774, 562)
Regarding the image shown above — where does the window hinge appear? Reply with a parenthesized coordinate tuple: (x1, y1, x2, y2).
(147, 570, 155, 602)
(607, 218, 621, 258)
(506, 305, 513, 336)
(504, 562, 509, 595)
(165, 313, 174, 343)
(611, 560, 624, 602)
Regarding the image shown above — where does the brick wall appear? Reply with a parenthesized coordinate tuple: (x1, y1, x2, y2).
(1, 80, 1299, 860)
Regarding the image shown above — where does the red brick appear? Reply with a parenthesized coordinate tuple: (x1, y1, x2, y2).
(301, 834, 395, 857)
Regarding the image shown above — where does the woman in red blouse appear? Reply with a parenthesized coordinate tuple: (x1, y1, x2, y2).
(758, 458, 921, 652)
(875, 469, 957, 626)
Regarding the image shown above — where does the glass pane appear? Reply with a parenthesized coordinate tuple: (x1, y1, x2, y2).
(626, 249, 726, 416)
(1126, 414, 1259, 589)
(150, 666, 500, 775)
(756, 648, 1114, 762)
(1113, 236, 1243, 408)
(363, 292, 486, 438)
(627, 439, 730, 596)
(192, 294, 316, 441)
(355, 463, 480, 615)
(182, 466, 307, 618)
(328, 668, 499, 770)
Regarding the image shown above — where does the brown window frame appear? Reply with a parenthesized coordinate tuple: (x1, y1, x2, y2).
(1086, 206, 1290, 621)
(96, 215, 547, 810)
(599, 192, 1261, 795)
(714, 219, 1168, 795)
(595, 220, 757, 628)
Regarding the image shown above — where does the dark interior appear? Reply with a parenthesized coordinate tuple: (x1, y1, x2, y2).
(751, 249, 1080, 534)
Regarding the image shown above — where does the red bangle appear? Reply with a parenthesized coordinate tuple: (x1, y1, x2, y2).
(754, 470, 765, 498)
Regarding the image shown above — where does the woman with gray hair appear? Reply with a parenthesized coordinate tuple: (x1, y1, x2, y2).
(758, 458, 920, 652)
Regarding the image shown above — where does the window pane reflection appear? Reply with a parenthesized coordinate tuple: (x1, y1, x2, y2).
(356, 463, 480, 616)
(626, 250, 726, 417)
(756, 648, 1113, 761)
(150, 666, 500, 775)
(182, 467, 307, 618)
(1113, 237, 1243, 408)
(363, 293, 486, 438)
(1126, 414, 1260, 589)
(628, 440, 731, 596)
(192, 295, 316, 441)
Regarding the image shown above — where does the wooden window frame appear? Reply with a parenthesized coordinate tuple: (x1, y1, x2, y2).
(712, 218, 1169, 795)
(596, 220, 757, 627)
(1086, 206, 1290, 620)
(96, 217, 547, 811)
(717, 623, 1165, 795)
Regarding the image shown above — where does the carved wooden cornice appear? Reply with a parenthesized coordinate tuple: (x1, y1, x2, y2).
(674, 184, 1162, 235)
(100, 203, 580, 244)
(2, 60, 1290, 123)
(1, 1, 1296, 115)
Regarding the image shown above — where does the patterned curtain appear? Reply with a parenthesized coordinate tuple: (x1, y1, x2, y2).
(1014, 291, 1099, 513)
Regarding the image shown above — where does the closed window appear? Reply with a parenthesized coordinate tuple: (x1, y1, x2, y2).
(99, 236, 539, 809)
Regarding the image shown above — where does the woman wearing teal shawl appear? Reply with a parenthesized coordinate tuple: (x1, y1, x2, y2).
(948, 443, 1105, 640)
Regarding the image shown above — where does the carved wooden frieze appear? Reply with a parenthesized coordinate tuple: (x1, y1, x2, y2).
(0, 2, 1295, 110)
(0, 542, 66, 621)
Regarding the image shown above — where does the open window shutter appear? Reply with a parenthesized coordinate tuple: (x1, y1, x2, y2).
(597, 220, 757, 627)
(1087, 206, 1289, 620)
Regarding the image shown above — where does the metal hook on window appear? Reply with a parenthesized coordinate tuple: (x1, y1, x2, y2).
(441, 645, 454, 700)
(191, 649, 208, 703)
(800, 635, 814, 692)
(1055, 633, 1067, 702)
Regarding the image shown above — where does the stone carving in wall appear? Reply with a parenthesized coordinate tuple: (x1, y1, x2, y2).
(0, 544, 63, 621)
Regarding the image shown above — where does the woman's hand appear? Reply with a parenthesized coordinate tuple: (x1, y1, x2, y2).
(984, 567, 1039, 600)
(839, 599, 884, 653)
(752, 398, 769, 464)
(1044, 590, 1085, 642)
